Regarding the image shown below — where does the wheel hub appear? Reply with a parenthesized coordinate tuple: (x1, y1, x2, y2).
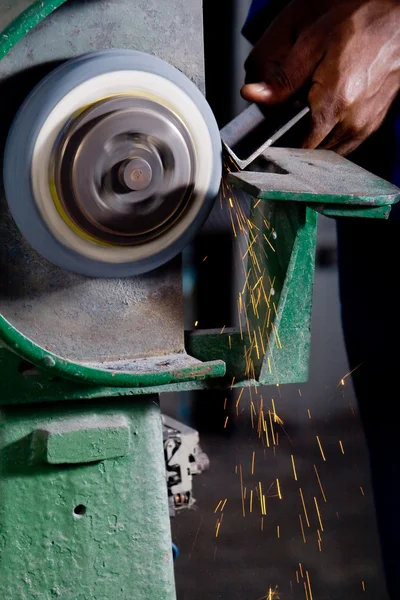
(52, 96, 196, 245)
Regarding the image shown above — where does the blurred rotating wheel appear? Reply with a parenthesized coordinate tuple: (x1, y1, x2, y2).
(3, 49, 222, 278)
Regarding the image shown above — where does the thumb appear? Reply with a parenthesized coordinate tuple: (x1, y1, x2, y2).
(241, 38, 321, 105)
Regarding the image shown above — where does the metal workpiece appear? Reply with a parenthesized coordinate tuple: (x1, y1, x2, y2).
(228, 147, 400, 217)
(0, 397, 176, 600)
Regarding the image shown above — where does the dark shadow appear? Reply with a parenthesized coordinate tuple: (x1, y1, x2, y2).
(0, 61, 64, 155)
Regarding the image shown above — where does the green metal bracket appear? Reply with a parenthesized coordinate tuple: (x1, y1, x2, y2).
(187, 147, 400, 387)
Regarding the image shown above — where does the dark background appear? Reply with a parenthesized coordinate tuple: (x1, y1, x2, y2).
(160, 2, 389, 599)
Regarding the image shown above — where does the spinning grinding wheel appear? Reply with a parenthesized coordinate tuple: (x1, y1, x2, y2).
(3, 49, 222, 277)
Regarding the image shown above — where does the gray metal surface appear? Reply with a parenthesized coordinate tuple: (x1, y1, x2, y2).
(0, 201, 185, 362)
(0, 1, 36, 32)
(0, 0, 210, 365)
(229, 147, 400, 204)
(0, 0, 206, 92)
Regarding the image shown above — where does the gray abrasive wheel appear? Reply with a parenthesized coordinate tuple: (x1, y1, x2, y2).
(3, 49, 222, 278)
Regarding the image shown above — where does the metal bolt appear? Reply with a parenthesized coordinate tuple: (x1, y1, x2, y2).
(120, 158, 152, 191)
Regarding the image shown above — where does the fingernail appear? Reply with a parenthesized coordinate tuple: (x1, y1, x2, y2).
(252, 82, 269, 92)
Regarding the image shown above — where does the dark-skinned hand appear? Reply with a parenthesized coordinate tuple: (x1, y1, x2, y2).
(241, 0, 400, 155)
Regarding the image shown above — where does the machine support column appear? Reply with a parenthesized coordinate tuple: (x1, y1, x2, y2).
(0, 396, 176, 600)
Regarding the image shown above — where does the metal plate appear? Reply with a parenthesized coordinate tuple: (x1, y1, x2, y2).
(229, 147, 400, 206)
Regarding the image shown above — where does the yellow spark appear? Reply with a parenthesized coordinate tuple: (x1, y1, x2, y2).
(271, 398, 277, 422)
(269, 410, 276, 445)
(314, 496, 324, 532)
(267, 356, 272, 373)
(215, 520, 221, 538)
(250, 489, 253, 513)
(362, 581, 366, 591)
(291, 455, 298, 481)
(220, 325, 226, 334)
(261, 517, 264, 531)
(259, 482, 264, 514)
(228, 208, 237, 237)
(252, 274, 263, 291)
(276, 525, 280, 538)
(194, 320, 198, 327)
(341, 378, 345, 386)
(224, 416, 229, 428)
(306, 572, 313, 600)
(239, 465, 245, 517)
(254, 198, 261, 209)
(307, 409, 312, 419)
(242, 235, 257, 260)
(228, 197, 233, 208)
(299, 514, 306, 543)
(228, 334, 231, 348)
(304, 582, 309, 600)
(214, 500, 222, 513)
(263, 218, 270, 230)
(299, 563, 304, 578)
(235, 388, 244, 415)
(313, 465, 327, 503)
(251, 451, 255, 475)
(296, 571, 299, 584)
(298, 388, 302, 396)
(317, 539, 322, 552)
(263, 233, 276, 252)
(258, 326, 266, 354)
(202, 255, 208, 262)
(221, 498, 228, 511)
(339, 440, 345, 454)
(276, 478, 282, 500)
(360, 486, 365, 496)
(299, 488, 310, 527)
(316, 436, 326, 461)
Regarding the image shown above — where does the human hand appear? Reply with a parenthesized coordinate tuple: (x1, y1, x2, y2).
(241, 0, 400, 155)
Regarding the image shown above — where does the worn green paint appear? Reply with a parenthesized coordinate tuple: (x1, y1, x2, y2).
(0, 397, 176, 599)
(36, 416, 131, 464)
(0, 317, 226, 390)
(187, 203, 317, 386)
(0, 0, 68, 60)
(316, 204, 392, 219)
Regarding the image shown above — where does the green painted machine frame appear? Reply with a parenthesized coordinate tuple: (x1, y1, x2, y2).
(0, 2, 399, 600)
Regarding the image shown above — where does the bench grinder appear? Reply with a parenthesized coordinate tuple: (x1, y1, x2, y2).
(0, 2, 399, 599)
